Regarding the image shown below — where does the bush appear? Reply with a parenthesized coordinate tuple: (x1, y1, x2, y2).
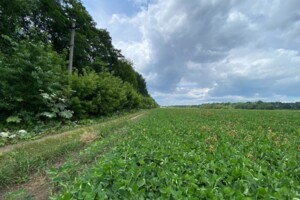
(69, 70, 127, 118)
(0, 36, 69, 128)
(68, 69, 158, 119)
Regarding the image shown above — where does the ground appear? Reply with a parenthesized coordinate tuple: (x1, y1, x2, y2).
(0, 112, 145, 200)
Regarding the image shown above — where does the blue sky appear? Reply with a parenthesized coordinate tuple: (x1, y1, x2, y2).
(81, 0, 300, 106)
(82, 0, 140, 22)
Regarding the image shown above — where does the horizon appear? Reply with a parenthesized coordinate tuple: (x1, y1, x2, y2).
(82, 0, 300, 106)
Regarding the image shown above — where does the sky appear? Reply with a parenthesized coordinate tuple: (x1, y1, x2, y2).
(81, 0, 300, 106)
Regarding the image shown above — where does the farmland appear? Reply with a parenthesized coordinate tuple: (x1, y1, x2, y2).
(51, 108, 300, 199)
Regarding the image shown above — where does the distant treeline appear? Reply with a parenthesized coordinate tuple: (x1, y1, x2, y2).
(173, 101, 300, 110)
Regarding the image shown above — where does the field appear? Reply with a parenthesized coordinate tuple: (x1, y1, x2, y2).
(50, 108, 300, 199)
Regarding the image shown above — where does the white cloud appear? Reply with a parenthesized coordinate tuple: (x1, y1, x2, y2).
(209, 47, 300, 98)
(114, 39, 152, 72)
(83, 0, 300, 105)
(110, 14, 129, 24)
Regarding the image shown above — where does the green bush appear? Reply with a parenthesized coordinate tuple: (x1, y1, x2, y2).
(0, 36, 69, 127)
(69, 70, 127, 118)
(68, 69, 157, 119)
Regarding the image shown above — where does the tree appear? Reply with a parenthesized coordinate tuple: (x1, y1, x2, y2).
(0, 36, 69, 125)
(0, 0, 158, 129)
(114, 59, 138, 89)
(136, 72, 149, 96)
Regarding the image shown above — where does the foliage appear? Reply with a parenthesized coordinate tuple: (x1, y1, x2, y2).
(5, 188, 34, 200)
(0, 0, 151, 96)
(0, 36, 69, 127)
(69, 69, 157, 118)
(136, 72, 149, 96)
(48, 117, 139, 196)
(6, 116, 22, 124)
(0, 0, 157, 138)
(114, 59, 138, 89)
(52, 109, 300, 199)
(39, 92, 73, 119)
(69, 70, 125, 117)
(194, 101, 300, 110)
(0, 134, 81, 186)
(0, 112, 145, 187)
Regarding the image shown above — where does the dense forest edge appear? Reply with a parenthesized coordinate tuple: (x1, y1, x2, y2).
(172, 101, 300, 110)
(0, 0, 158, 140)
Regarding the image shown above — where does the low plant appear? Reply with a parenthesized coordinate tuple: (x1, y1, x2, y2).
(0, 135, 81, 186)
(52, 109, 300, 199)
(5, 188, 34, 200)
(0, 111, 146, 188)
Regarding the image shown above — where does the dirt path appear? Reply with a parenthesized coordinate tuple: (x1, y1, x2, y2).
(0, 112, 144, 155)
(1, 173, 51, 200)
(129, 113, 144, 121)
(0, 112, 146, 199)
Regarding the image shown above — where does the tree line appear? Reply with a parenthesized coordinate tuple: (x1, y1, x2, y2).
(0, 0, 158, 129)
(175, 101, 300, 110)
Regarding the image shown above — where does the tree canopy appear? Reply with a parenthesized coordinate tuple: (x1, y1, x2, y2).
(0, 0, 158, 129)
(174, 101, 300, 110)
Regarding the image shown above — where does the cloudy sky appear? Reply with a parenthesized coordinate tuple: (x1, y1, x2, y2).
(82, 0, 300, 106)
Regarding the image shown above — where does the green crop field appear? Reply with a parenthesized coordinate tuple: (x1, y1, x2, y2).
(52, 108, 300, 199)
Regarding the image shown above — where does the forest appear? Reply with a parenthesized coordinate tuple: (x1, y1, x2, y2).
(174, 101, 300, 110)
(0, 0, 158, 131)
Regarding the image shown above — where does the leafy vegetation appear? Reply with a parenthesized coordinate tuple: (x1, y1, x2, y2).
(0, 37, 70, 126)
(0, 0, 157, 135)
(0, 132, 81, 186)
(68, 69, 152, 118)
(0, 111, 146, 187)
(51, 108, 300, 199)
(177, 101, 300, 110)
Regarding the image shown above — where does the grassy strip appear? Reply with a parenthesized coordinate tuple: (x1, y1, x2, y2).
(0, 135, 81, 186)
(48, 123, 134, 196)
(0, 109, 142, 147)
(0, 111, 146, 187)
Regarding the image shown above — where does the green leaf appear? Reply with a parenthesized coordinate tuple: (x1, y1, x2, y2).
(6, 116, 21, 123)
(223, 187, 235, 196)
(60, 192, 72, 200)
(59, 110, 73, 119)
(41, 93, 51, 100)
(40, 112, 56, 118)
(137, 178, 146, 188)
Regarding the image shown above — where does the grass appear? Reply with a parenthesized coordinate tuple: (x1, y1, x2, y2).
(0, 134, 81, 185)
(48, 124, 135, 196)
(51, 108, 300, 199)
(0, 109, 142, 147)
(0, 111, 147, 187)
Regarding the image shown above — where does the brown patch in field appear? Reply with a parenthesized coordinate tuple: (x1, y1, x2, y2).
(246, 152, 257, 161)
(80, 132, 98, 145)
(228, 129, 238, 138)
(245, 135, 253, 143)
(24, 175, 50, 200)
(0, 174, 51, 200)
(205, 135, 218, 145)
(267, 129, 289, 147)
(199, 125, 212, 133)
(267, 127, 273, 133)
(208, 145, 215, 153)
